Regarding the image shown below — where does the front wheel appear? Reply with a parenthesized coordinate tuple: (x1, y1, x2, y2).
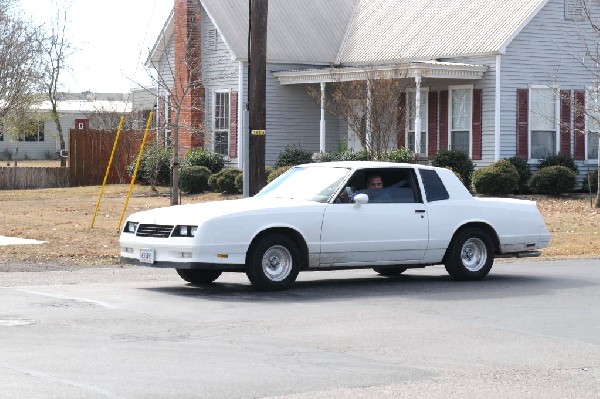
(176, 269, 222, 285)
(444, 228, 494, 280)
(246, 234, 301, 291)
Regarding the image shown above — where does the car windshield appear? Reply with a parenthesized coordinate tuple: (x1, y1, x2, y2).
(256, 166, 350, 202)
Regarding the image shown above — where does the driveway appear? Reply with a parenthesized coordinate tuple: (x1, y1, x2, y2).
(0, 259, 599, 398)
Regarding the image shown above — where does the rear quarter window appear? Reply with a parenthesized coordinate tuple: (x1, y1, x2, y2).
(419, 169, 450, 202)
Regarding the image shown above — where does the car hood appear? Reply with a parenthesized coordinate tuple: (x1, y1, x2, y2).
(127, 197, 325, 225)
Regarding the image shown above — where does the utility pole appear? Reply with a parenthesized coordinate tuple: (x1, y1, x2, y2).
(248, 0, 268, 196)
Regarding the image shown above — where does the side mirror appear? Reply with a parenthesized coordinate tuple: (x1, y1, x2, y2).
(353, 193, 369, 206)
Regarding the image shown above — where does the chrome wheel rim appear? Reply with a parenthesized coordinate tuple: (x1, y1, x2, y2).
(461, 238, 487, 272)
(261, 245, 293, 281)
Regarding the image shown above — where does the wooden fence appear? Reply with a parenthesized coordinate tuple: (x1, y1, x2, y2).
(69, 129, 155, 186)
(0, 167, 70, 189)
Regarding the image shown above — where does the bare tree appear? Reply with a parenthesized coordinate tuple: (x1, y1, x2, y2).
(0, 0, 44, 141)
(4, 106, 47, 166)
(308, 68, 413, 159)
(146, 1, 236, 205)
(41, 3, 73, 167)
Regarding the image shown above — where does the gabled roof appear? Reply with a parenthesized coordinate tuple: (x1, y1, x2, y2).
(201, 0, 357, 64)
(338, 0, 549, 63)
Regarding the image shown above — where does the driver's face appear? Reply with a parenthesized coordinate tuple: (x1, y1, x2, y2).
(367, 176, 383, 189)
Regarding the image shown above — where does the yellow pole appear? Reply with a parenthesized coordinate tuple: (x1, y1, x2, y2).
(118, 111, 154, 231)
(90, 116, 125, 228)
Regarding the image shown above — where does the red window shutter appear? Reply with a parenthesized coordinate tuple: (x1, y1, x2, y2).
(427, 92, 438, 158)
(472, 89, 483, 160)
(229, 92, 239, 158)
(574, 90, 585, 160)
(439, 90, 449, 151)
(397, 93, 407, 148)
(560, 90, 572, 155)
(517, 89, 529, 159)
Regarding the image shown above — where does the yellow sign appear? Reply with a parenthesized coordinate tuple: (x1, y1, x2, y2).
(251, 130, 266, 136)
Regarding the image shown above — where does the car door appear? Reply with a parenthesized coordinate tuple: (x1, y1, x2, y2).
(318, 168, 429, 267)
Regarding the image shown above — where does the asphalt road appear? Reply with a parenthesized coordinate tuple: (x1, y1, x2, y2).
(1, 259, 599, 398)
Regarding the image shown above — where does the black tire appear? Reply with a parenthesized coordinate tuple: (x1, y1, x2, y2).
(176, 269, 222, 285)
(444, 227, 494, 280)
(246, 234, 301, 291)
(373, 267, 407, 277)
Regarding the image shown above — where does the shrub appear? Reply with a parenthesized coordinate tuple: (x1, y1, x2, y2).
(179, 166, 211, 194)
(582, 170, 599, 193)
(235, 172, 243, 193)
(316, 148, 370, 162)
(126, 142, 172, 188)
(210, 168, 242, 193)
(267, 165, 293, 183)
(528, 165, 577, 195)
(273, 144, 313, 168)
(432, 149, 474, 189)
(505, 156, 532, 194)
(378, 148, 417, 163)
(538, 152, 578, 173)
(472, 160, 519, 196)
(181, 148, 225, 173)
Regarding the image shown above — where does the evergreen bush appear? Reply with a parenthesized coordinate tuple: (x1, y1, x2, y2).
(538, 152, 578, 173)
(210, 168, 242, 193)
(273, 144, 313, 168)
(505, 156, 532, 194)
(432, 149, 475, 189)
(267, 165, 293, 183)
(181, 148, 225, 173)
(472, 160, 519, 196)
(528, 165, 576, 195)
(179, 166, 211, 194)
(378, 147, 417, 163)
(126, 142, 172, 188)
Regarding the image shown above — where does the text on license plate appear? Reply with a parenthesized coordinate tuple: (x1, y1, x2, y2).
(140, 248, 155, 264)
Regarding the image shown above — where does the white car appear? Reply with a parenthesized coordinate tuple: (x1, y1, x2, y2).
(120, 161, 551, 290)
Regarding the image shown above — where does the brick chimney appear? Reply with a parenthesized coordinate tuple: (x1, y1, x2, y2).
(174, 0, 205, 154)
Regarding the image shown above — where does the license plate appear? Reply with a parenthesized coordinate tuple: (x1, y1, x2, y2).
(139, 248, 155, 264)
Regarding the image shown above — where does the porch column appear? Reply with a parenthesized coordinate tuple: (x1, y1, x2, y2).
(366, 79, 372, 152)
(414, 73, 422, 154)
(320, 82, 326, 153)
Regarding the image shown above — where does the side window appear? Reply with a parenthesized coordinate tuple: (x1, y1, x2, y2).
(419, 169, 449, 202)
(336, 168, 421, 204)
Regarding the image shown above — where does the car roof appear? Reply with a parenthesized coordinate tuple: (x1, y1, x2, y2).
(296, 160, 436, 170)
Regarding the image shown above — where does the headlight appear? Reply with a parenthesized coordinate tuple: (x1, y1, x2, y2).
(172, 225, 198, 237)
(123, 221, 138, 234)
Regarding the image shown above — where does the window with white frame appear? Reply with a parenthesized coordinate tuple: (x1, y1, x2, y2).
(214, 91, 230, 156)
(586, 90, 600, 161)
(406, 90, 428, 154)
(529, 87, 557, 159)
(450, 87, 472, 154)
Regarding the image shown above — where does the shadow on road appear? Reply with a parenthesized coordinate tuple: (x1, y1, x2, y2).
(141, 268, 597, 303)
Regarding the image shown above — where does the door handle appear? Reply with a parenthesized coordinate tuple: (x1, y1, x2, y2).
(415, 209, 426, 213)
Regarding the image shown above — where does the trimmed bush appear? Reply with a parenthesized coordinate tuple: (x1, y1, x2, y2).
(235, 172, 243, 193)
(210, 168, 242, 193)
(182, 148, 225, 173)
(528, 165, 577, 195)
(432, 149, 475, 189)
(267, 165, 293, 183)
(273, 144, 313, 168)
(316, 148, 370, 162)
(582, 170, 599, 193)
(126, 142, 172, 188)
(179, 166, 211, 194)
(505, 156, 532, 194)
(378, 147, 417, 163)
(538, 152, 578, 173)
(472, 160, 519, 196)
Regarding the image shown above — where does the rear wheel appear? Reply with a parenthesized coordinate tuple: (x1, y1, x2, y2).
(373, 267, 407, 277)
(176, 269, 222, 285)
(444, 227, 494, 280)
(246, 234, 301, 291)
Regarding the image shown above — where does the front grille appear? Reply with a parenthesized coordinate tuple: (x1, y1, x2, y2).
(136, 224, 174, 238)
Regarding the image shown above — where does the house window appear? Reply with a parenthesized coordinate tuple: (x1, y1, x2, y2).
(406, 90, 428, 154)
(450, 87, 472, 155)
(586, 90, 600, 161)
(530, 88, 558, 159)
(214, 91, 230, 156)
(20, 121, 45, 142)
